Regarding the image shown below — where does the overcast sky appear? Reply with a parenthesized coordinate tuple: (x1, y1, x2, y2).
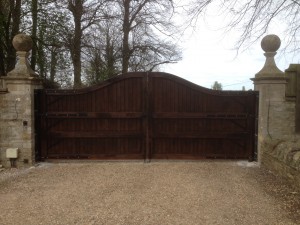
(162, 2, 300, 90)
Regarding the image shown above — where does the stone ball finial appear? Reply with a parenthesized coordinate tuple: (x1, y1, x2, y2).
(261, 34, 281, 53)
(12, 33, 33, 52)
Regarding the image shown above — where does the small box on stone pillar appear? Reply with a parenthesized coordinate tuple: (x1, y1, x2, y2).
(6, 148, 18, 158)
(6, 148, 18, 168)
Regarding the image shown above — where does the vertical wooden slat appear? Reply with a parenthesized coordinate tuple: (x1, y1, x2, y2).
(144, 73, 151, 161)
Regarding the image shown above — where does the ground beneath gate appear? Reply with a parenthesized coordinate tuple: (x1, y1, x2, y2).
(0, 161, 299, 225)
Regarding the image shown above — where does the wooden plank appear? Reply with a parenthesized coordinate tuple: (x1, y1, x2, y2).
(150, 154, 246, 160)
(49, 131, 143, 139)
(45, 112, 144, 119)
(143, 73, 150, 161)
(152, 112, 248, 119)
(152, 132, 248, 139)
(43, 153, 144, 160)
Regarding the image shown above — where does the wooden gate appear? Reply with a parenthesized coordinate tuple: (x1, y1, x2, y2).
(35, 72, 258, 161)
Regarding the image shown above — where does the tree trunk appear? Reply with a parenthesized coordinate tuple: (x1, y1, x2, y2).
(31, 0, 38, 70)
(6, 0, 21, 73)
(73, 16, 82, 88)
(0, 0, 5, 75)
(37, 25, 46, 78)
(50, 46, 57, 82)
(69, 0, 83, 88)
(106, 32, 115, 77)
(122, 0, 130, 74)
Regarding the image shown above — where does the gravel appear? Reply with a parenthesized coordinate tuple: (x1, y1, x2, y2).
(0, 160, 299, 225)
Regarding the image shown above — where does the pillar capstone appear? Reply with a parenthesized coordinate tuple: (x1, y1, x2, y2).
(255, 34, 285, 79)
(7, 33, 38, 77)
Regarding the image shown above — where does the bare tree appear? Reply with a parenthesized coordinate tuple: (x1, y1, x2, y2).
(83, 0, 182, 84)
(19, 0, 73, 87)
(186, 0, 300, 53)
(67, 0, 109, 88)
(1, 0, 182, 87)
(115, 0, 181, 74)
(67, 0, 84, 88)
(84, 20, 121, 84)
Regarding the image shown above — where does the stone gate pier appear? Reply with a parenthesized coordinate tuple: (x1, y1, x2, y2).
(252, 34, 300, 190)
(0, 34, 43, 167)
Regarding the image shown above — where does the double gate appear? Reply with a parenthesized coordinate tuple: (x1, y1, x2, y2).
(35, 72, 258, 161)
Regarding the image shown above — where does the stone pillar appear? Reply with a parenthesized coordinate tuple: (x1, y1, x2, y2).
(0, 34, 43, 167)
(251, 34, 288, 162)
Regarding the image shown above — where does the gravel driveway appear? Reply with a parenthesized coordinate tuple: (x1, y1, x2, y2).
(0, 160, 299, 225)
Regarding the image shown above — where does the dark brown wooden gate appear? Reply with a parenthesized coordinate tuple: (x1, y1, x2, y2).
(35, 72, 258, 161)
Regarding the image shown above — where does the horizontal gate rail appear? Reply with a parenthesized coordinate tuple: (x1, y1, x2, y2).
(48, 131, 143, 138)
(44, 112, 144, 118)
(152, 112, 249, 119)
(152, 133, 249, 139)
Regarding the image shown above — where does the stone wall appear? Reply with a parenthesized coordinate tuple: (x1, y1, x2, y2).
(268, 100, 296, 139)
(261, 138, 300, 190)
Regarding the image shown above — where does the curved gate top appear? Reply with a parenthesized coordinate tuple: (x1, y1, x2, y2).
(35, 72, 258, 161)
